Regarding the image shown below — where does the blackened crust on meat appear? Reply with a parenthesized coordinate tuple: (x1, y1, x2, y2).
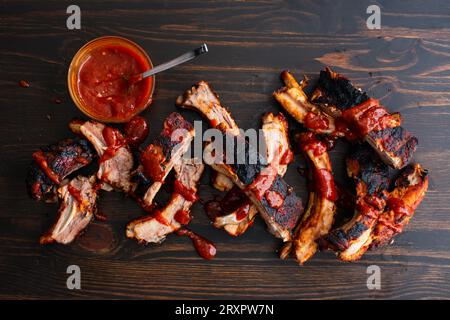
(26, 137, 95, 201)
(368, 126, 418, 166)
(347, 144, 391, 195)
(316, 68, 369, 110)
(347, 221, 369, 239)
(131, 169, 152, 198)
(261, 175, 303, 230)
(232, 142, 264, 185)
(26, 165, 55, 202)
(156, 112, 194, 160)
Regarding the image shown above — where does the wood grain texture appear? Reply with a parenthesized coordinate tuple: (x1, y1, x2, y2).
(1, 0, 450, 299)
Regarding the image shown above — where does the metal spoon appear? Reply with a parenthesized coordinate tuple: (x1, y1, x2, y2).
(128, 43, 208, 84)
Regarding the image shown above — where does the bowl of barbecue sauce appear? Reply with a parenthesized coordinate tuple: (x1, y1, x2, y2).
(68, 36, 155, 123)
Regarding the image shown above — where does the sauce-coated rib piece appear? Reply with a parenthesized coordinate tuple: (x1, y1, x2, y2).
(26, 137, 95, 202)
(280, 132, 337, 264)
(133, 112, 195, 211)
(40, 175, 98, 245)
(126, 158, 204, 243)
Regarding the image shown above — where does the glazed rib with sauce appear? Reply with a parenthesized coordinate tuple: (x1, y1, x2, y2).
(207, 112, 294, 236)
(126, 158, 204, 244)
(274, 71, 336, 135)
(311, 68, 417, 169)
(280, 132, 337, 264)
(371, 163, 428, 248)
(320, 144, 391, 261)
(205, 132, 303, 242)
(26, 137, 95, 202)
(70, 120, 134, 193)
(40, 175, 98, 245)
(135, 112, 195, 210)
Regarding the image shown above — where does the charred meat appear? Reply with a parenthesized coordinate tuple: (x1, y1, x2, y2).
(71, 120, 134, 193)
(26, 137, 95, 202)
(281, 132, 337, 264)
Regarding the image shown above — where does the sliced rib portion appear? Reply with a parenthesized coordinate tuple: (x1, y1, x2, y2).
(137, 112, 195, 210)
(126, 158, 204, 244)
(40, 175, 98, 245)
(26, 138, 95, 202)
(311, 68, 417, 169)
(282, 132, 337, 264)
(176, 80, 239, 192)
(320, 144, 390, 261)
(205, 132, 303, 242)
(71, 120, 134, 193)
(371, 163, 428, 248)
(274, 71, 336, 135)
(209, 112, 294, 236)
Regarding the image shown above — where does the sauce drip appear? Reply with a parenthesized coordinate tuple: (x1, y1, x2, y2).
(386, 197, 412, 219)
(298, 132, 327, 156)
(177, 228, 217, 260)
(279, 149, 294, 165)
(99, 126, 127, 163)
(245, 165, 277, 200)
(141, 144, 165, 182)
(19, 80, 30, 88)
(204, 187, 251, 222)
(265, 190, 284, 209)
(304, 112, 329, 131)
(124, 116, 149, 146)
(67, 185, 83, 204)
(174, 210, 191, 225)
(314, 168, 338, 201)
(32, 150, 61, 184)
(173, 180, 198, 202)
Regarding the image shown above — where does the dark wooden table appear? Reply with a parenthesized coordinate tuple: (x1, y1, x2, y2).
(1, 0, 449, 299)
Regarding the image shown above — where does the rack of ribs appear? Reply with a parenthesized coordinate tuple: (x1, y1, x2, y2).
(207, 112, 294, 236)
(40, 175, 98, 245)
(26, 137, 95, 202)
(126, 158, 204, 243)
(69, 120, 134, 193)
(274, 69, 417, 169)
(132, 112, 195, 211)
(280, 132, 338, 264)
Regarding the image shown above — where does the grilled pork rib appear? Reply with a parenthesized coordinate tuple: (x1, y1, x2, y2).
(311, 68, 417, 169)
(136, 112, 195, 210)
(275, 69, 417, 169)
(281, 132, 338, 264)
(26, 138, 95, 202)
(205, 132, 303, 242)
(126, 158, 204, 243)
(211, 112, 294, 236)
(40, 175, 98, 245)
(71, 120, 134, 193)
(176, 80, 239, 193)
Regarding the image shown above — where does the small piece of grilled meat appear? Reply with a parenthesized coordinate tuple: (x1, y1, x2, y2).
(280, 132, 338, 264)
(205, 132, 303, 242)
(126, 158, 204, 243)
(40, 175, 98, 245)
(133, 112, 195, 211)
(209, 112, 294, 236)
(70, 120, 134, 193)
(176, 80, 239, 192)
(311, 68, 418, 169)
(320, 144, 390, 261)
(26, 137, 95, 202)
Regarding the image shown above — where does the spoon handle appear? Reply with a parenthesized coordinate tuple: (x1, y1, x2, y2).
(142, 44, 208, 78)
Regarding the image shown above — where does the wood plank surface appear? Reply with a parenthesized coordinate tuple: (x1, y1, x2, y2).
(0, 0, 449, 299)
